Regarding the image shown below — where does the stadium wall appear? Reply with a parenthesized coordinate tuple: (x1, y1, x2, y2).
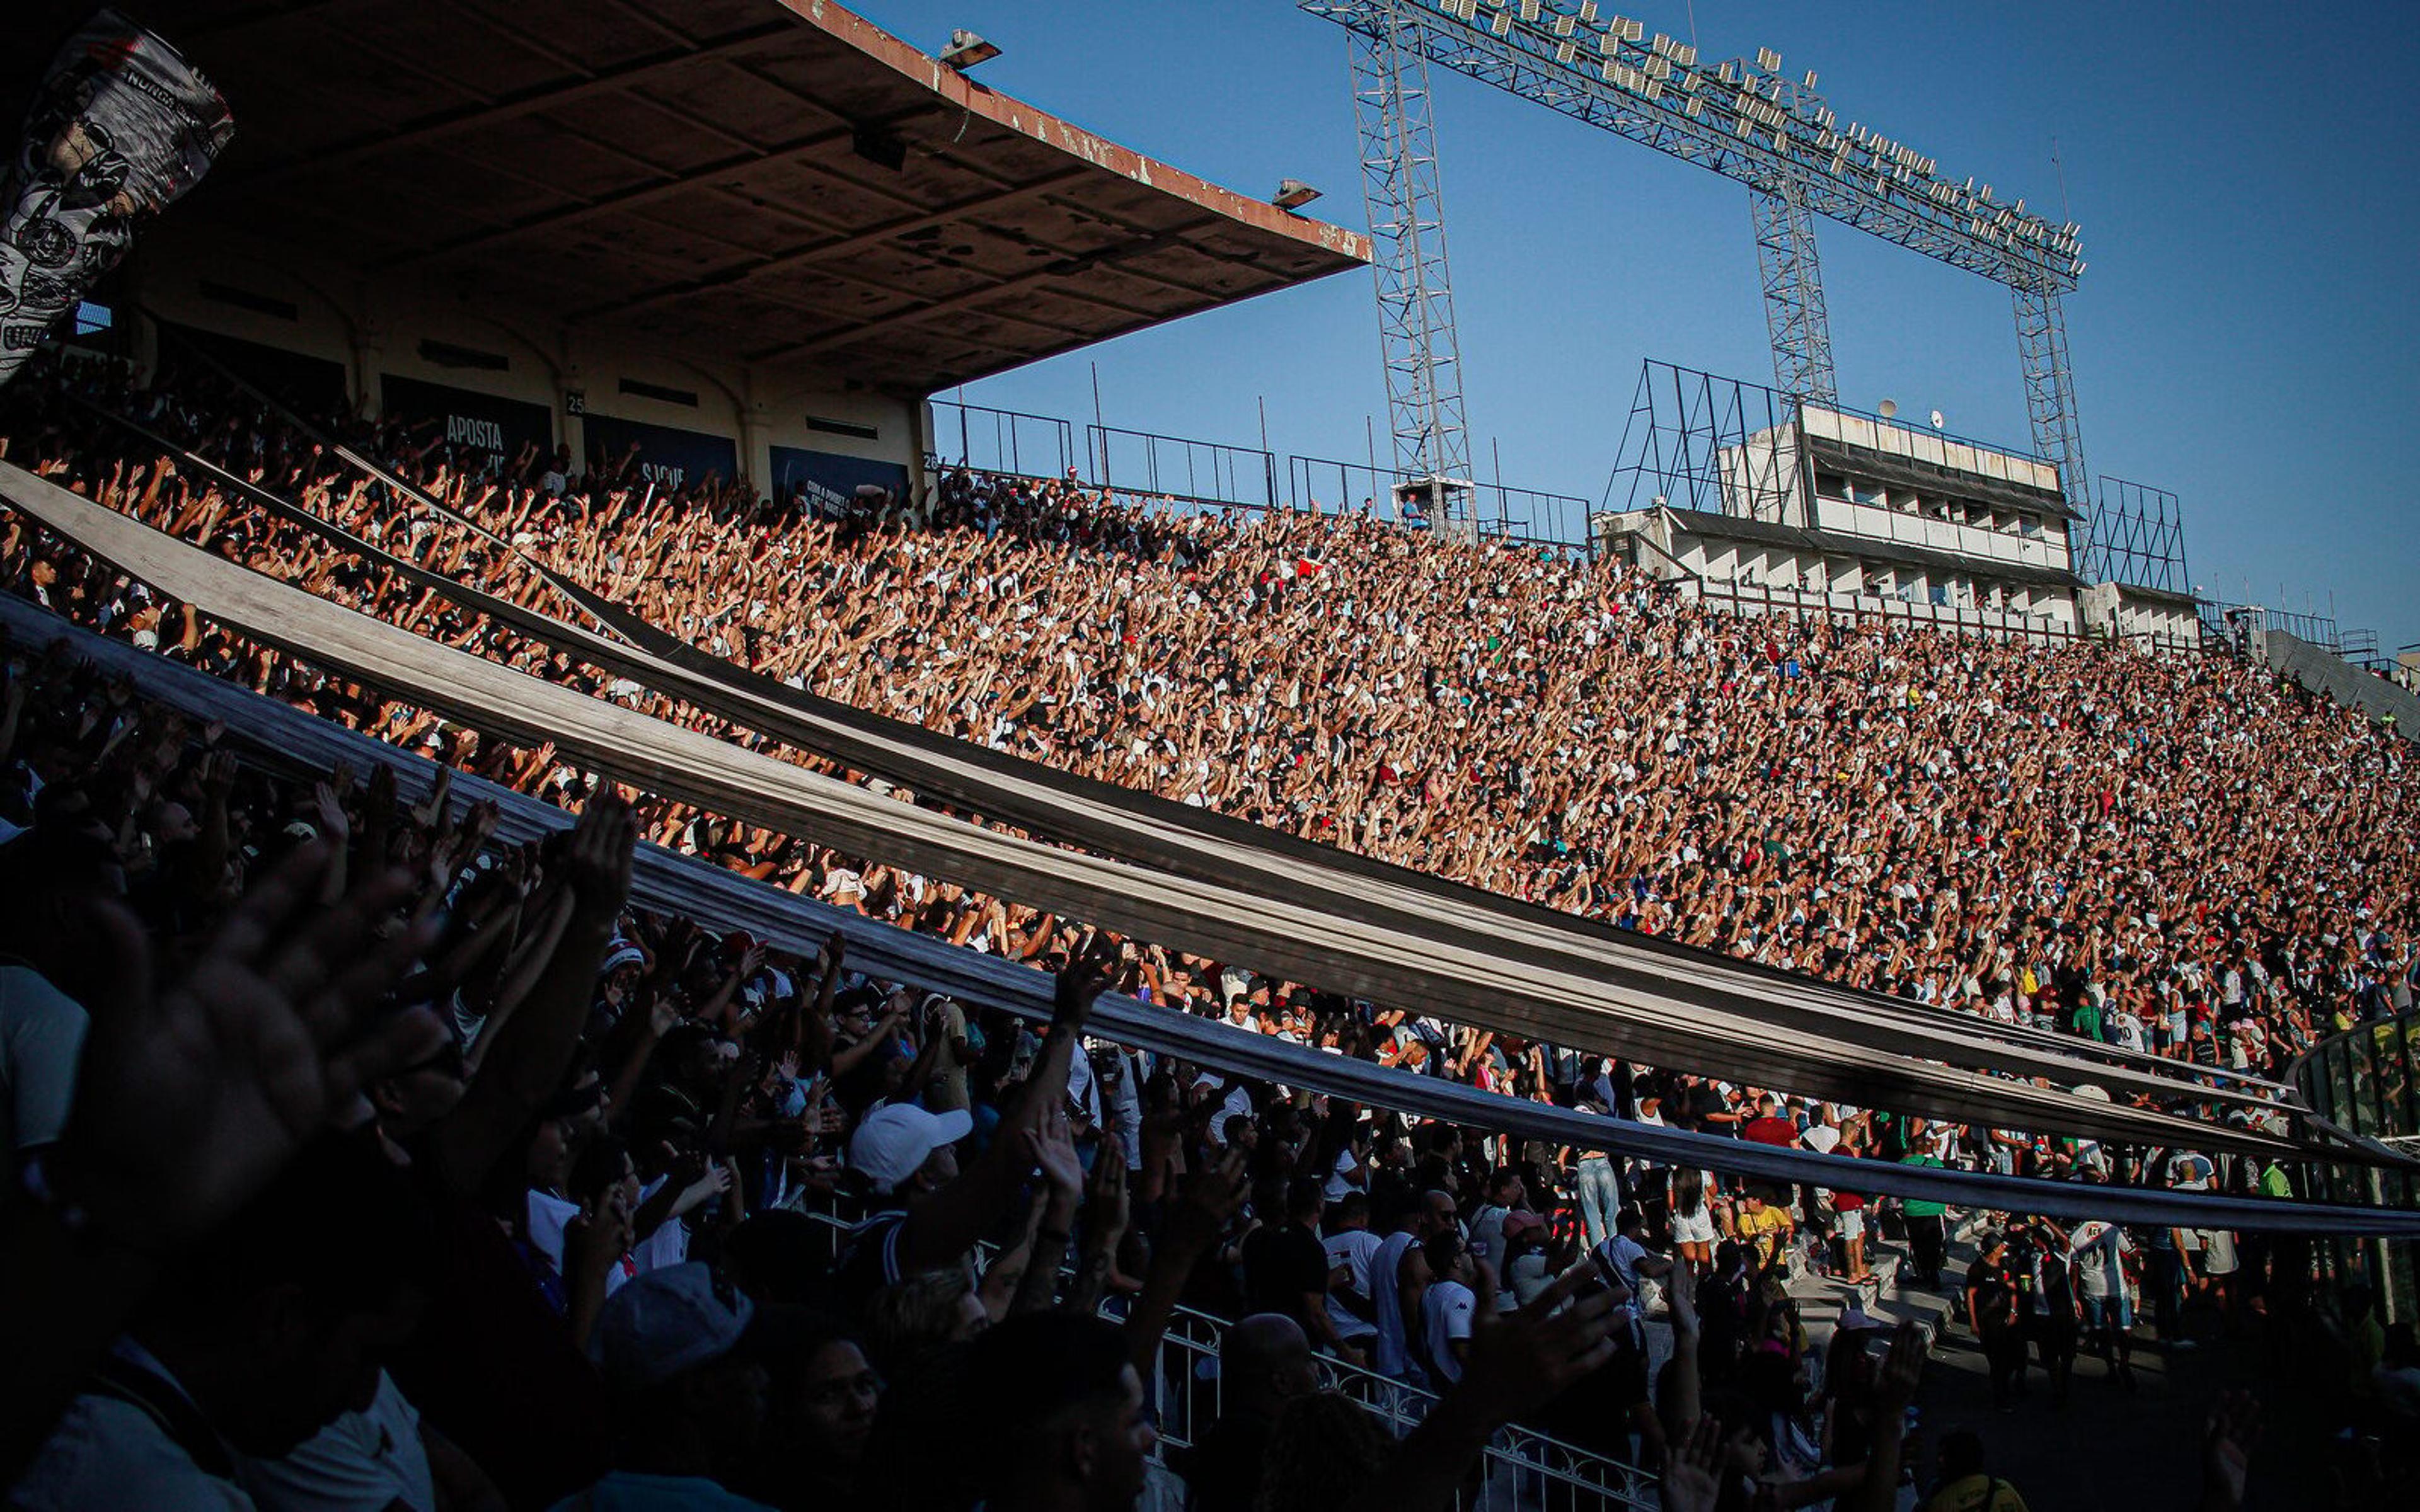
(115, 224, 924, 508)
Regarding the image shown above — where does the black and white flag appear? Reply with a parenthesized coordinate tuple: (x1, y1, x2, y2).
(0, 9, 234, 384)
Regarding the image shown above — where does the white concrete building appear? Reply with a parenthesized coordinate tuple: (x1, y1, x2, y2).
(1598, 401, 2092, 640)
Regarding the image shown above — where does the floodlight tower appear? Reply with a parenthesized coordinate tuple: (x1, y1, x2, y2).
(1749, 179, 1838, 405)
(1299, 0, 2096, 526)
(1349, 0, 1474, 521)
(2014, 273, 2091, 565)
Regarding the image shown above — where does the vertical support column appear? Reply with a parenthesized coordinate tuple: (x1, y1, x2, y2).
(1748, 181, 1838, 406)
(350, 321, 387, 421)
(2012, 275, 2090, 572)
(1349, 0, 1472, 524)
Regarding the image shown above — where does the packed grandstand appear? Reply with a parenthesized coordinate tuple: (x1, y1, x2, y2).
(1, 4, 2417, 1512)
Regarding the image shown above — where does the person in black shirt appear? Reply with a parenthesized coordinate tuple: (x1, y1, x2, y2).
(1242, 1178, 1357, 1364)
(1964, 1231, 2027, 1409)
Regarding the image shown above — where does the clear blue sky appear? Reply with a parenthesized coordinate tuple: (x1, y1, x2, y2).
(858, 1, 2420, 651)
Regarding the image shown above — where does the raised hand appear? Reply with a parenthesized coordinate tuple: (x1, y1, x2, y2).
(1875, 1317, 1925, 1409)
(567, 1183, 635, 1280)
(1454, 1262, 1621, 1428)
(1085, 1141, 1131, 1245)
(1023, 1102, 1086, 1198)
(364, 758, 397, 815)
(1166, 1143, 1250, 1256)
(2203, 1389, 2260, 1512)
(1668, 1258, 1700, 1338)
(1657, 1416, 1726, 1512)
(1051, 937, 1118, 1035)
(310, 779, 350, 842)
(57, 843, 445, 1251)
(560, 796, 636, 917)
(408, 764, 454, 830)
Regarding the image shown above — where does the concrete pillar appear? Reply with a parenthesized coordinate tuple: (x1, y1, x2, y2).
(740, 398, 775, 503)
(350, 318, 387, 420)
(556, 358, 587, 470)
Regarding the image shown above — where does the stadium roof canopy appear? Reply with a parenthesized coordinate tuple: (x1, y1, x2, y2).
(58, 0, 1369, 396)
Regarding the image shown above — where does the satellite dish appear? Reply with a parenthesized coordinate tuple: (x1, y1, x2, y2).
(1877, 399, 1898, 420)
(1930, 410, 1946, 430)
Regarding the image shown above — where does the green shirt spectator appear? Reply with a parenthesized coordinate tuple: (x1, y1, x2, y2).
(1900, 1153, 1946, 1218)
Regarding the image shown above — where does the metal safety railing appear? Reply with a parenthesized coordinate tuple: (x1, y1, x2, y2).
(783, 1205, 1652, 1509)
(2293, 1005, 2420, 1324)
(2199, 598, 2345, 655)
(1088, 423, 1281, 513)
(930, 401, 1078, 481)
(923, 400, 1598, 558)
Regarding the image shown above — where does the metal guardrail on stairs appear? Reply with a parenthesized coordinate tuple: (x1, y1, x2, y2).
(778, 1206, 1656, 1511)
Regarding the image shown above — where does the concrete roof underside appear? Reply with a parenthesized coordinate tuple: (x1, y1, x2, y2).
(57, 0, 1368, 397)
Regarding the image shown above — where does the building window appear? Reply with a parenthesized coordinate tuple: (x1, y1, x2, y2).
(199, 280, 299, 322)
(618, 377, 700, 408)
(418, 338, 509, 372)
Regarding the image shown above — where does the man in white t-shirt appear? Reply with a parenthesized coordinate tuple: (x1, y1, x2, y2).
(1418, 1229, 1478, 1385)
(239, 1370, 447, 1511)
(1466, 1167, 1524, 1271)
(1371, 1190, 1453, 1382)
(2068, 1212, 2138, 1386)
(1196, 1074, 1255, 1145)
(1322, 1193, 1383, 1352)
(1593, 1205, 1672, 1301)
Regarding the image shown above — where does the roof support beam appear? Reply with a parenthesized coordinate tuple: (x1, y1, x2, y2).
(214, 19, 800, 194)
(379, 125, 862, 269)
(743, 220, 1225, 364)
(570, 168, 1097, 323)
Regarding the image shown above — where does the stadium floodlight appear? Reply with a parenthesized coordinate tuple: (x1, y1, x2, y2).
(1272, 179, 1324, 210)
(938, 28, 1001, 70)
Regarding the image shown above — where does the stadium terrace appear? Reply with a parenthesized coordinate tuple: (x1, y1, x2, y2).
(0, 5, 2413, 1512)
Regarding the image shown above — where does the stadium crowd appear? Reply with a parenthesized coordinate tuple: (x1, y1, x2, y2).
(0, 347, 2409, 1509)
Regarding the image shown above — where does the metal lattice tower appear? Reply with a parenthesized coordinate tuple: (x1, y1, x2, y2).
(1302, 1, 2104, 554)
(1748, 181, 1836, 403)
(2012, 275, 2090, 557)
(1350, 1, 1473, 512)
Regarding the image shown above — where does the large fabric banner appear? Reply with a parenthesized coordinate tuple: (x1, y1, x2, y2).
(6, 580, 2409, 1235)
(0, 452, 2322, 1165)
(380, 374, 555, 472)
(770, 444, 909, 518)
(0, 11, 234, 386)
(583, 413, 738, 495)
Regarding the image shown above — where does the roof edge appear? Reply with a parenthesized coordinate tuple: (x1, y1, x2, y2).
(778, 1, 1371, 266)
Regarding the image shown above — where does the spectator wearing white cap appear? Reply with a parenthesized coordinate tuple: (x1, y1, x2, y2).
(836, 956, 1111, 1306)
(831, 1102, 974, 1302)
